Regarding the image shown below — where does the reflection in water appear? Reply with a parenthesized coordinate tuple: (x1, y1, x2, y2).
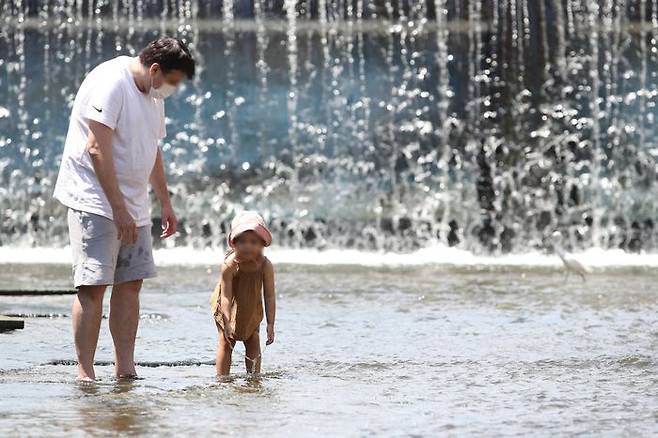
(75, 379, 153, 436)
(213, 370, 280, 395)
(75, 379, 101, 396)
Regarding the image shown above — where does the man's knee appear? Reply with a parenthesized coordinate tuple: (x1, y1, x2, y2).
(113, 279, 143, 295)
(76, 285, 106, 305)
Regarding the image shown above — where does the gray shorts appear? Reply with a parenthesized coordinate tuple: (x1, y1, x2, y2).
(67, 208, 157, 288)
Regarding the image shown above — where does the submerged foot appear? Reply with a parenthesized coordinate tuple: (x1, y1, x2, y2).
(75, 375, 96, 384)
(116, 373, 141, 381)
(216, 374, 234, 383)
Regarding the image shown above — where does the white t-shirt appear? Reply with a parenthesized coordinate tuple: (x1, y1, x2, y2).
(53, 55, 166, 227)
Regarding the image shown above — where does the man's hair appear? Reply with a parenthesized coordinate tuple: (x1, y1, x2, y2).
(139, 37, 195, 79)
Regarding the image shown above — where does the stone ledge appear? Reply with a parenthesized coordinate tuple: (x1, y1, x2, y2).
(0, 316, 25, 332)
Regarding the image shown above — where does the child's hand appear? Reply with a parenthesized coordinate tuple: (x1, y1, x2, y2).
(266, 323, 275, 345)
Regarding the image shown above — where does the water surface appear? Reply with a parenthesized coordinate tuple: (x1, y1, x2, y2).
(1, 262, 656, 436)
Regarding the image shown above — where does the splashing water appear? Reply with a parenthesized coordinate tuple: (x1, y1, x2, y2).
(1, 1, 657, 255)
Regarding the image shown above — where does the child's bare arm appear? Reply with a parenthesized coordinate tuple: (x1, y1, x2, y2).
(263, 258, 276, 344)
(219, 262, 235, 341)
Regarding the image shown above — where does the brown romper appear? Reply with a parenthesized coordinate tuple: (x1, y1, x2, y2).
(210, 257, 265, 341)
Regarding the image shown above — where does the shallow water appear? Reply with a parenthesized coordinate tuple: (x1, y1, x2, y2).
(1, 262, 657, 436)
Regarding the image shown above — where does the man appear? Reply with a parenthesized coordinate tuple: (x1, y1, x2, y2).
(53, 37, 195, 381)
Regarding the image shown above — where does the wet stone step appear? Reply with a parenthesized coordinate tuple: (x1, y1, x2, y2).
(0, 316, 25, 332)
(0, 289, 76, 296)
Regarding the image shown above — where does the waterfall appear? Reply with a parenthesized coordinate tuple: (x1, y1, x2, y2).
(0, 0, 656, 254)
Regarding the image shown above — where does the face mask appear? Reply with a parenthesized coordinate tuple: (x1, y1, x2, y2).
(149, 72, 176, 100)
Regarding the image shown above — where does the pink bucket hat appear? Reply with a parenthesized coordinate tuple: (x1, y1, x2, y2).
(228, 211, 272, 248)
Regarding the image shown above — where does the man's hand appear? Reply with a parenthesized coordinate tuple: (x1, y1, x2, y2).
(266, 323, 275, 345)
(150, 148, 177, 239)
(86, 120, 133, 243)
(113, 206, 137, 244)
(160, 202, 177, 239)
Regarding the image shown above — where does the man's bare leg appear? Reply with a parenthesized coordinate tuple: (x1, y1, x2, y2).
(72, 285, 106, 381)
(109, 279, 142, 378)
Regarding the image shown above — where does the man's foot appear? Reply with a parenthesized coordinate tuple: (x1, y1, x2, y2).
(216, 374, 233, 383)
(116, 373, 141, 381)
(75, 376, 99, 395)
(76, 367, 96, 383)
(75, 376, 96, 383)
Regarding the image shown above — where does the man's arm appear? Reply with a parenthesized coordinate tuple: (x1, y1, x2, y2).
(87, 120, 137, 244)
(149, 147, 177, 239)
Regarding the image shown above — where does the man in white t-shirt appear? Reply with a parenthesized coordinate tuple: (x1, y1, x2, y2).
(53, 37, 195, 381)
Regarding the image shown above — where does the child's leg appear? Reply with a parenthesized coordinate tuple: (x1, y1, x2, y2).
(215, 323, 234, 376)
(243, 331, 261, 374)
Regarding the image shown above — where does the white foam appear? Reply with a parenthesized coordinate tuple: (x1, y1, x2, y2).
(1, 245, 657, 268)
